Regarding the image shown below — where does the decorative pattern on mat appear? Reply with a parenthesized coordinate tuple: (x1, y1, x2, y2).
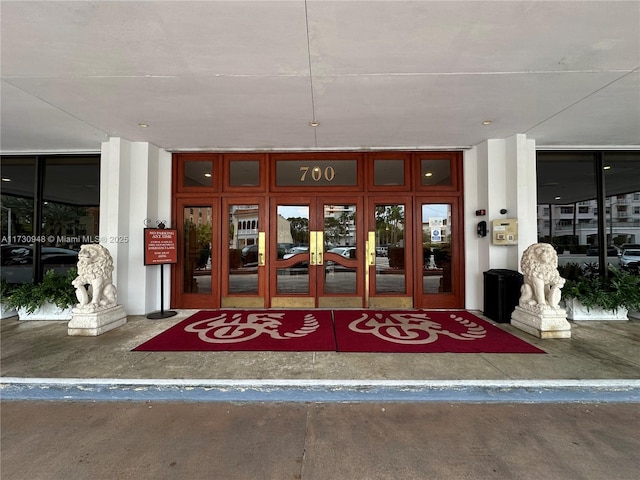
(133, 310, 545, 354)
(132, 310, 336, 351)
(333, 310, 545, 353)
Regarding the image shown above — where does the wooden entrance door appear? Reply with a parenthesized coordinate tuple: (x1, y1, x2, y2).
(367, 196, 414, 308)
(269, 196, 365, 308)
(414, 197, 465, 308)
(172, 198, 220, 308)
(221, 197, 267, 308)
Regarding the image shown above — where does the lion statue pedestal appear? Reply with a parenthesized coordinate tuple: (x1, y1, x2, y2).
(510, 243, 571, 339)
(67, 244, 127, 336)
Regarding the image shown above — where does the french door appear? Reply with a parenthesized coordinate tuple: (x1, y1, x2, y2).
(270, 196, 365, 308)
(367, 197, 414, 308)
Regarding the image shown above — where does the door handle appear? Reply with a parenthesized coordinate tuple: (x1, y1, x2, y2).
(316, 231, 323, 265)
(367, 231, 376, 266)
(258, 232, 266, 266)
(309, 231, 317, 266)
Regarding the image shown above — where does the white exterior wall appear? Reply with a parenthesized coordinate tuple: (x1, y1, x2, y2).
(100, 138, 172, 315)
(464, 134, 537, 310)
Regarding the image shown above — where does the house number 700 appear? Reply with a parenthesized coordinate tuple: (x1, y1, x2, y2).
(299, 166, 336, 182)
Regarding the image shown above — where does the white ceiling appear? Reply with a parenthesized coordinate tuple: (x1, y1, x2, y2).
(1, 0, 639, 153)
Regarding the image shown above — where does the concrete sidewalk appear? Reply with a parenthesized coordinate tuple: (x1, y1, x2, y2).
(1, 310, 639, 402)
(2, 310, 640, 380)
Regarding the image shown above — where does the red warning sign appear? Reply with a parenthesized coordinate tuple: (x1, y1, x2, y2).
(144, 228, 178, 265)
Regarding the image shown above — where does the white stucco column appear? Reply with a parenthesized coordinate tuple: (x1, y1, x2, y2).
(464, 134, 537, 310)
(99, 138, 172, 315)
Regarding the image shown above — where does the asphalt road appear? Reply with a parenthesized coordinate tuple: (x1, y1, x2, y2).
(2, 401, 638, 480)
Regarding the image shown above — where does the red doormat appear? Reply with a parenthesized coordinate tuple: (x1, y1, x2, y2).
(333, 310, 545, 353)
(132, 310, 336, 352)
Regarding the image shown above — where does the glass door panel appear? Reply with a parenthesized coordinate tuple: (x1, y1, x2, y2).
(317, 197, 364, 307)
(182, 206, 213, 295)
(271, 202, 312, 307)
(222, 199, 266, 307)
(228, 204, 259, 293)
(323, 203, 358, 295)
(173, 199, 219, 308)
(368, 198, 413, 308)
(416, 198, 463, 308)
(421, 203, 452, 294)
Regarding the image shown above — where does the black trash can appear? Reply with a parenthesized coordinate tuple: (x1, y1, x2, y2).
(483, 269, 524, 323)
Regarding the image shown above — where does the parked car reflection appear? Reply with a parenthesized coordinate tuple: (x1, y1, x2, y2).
(586, 245, 619, 256)
(327, 246, 356, 259)
(325, 246, 356, 273)
(282, 246, 309, 260)
(240, 244, 258, 265)
(1, 245, 78, 284)
(619, 249, 640, 273)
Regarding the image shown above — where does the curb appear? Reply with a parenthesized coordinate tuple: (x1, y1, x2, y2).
(2, 378, 640, 403)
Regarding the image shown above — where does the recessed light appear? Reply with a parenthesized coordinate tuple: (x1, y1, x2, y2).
(424, 172, 433, 177)
(138, 123, 149, 128)
(603, 165, 611, 170)
(482, 120, 492, 125)
(1, 177, 11, 182)
(309, 121, 319, 127)
(204, 173, 212, 178)
(555, 196, 561, 200)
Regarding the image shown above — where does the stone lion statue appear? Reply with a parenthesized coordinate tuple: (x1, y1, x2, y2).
(72, 244, 117, 311)
(519, 243, 565, 311)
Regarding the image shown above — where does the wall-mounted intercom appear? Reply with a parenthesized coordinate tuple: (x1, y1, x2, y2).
(477, 221, 487, 237)
(492, 219, 518, 245)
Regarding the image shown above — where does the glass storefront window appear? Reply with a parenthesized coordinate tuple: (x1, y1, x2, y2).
(1, 158, 35, 284)
(536, 151, 640, 262)
(43, 156, 100, 248)
(1, 155, 99, 285)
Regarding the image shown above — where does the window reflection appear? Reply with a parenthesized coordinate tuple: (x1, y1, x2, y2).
(276, 205, 310, 294)
(184, 161, 213, 187)
(537, 151, 640, 263)
(228, 205, 259, 294)
(374, 160, 405, 186)
(1, 160, 35, 282)
(229, 161, 259, 187)
(324, 203, 357, 294)
(183, 206, 212, 294)
(1, 155, 99, 285)
(374, 204, 406, 294)
(421, 159, 451, 186)
(422, 204, 452, 294)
